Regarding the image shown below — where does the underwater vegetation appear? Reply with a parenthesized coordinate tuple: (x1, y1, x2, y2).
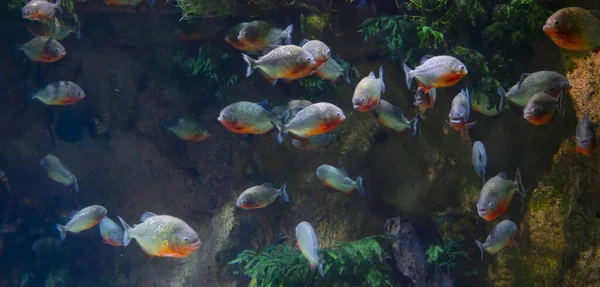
(175, 0, 324, 21)
(230, 235, 394, 287)
(172, 46, 239, 99)
(358, 0, 549, 106)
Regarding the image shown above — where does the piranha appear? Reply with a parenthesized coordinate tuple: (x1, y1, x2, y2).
(40, 154, 79, 192)
(522, 91, 563, 126)
(472, 141, 487, 186)
(372, 100, 420, 136)
(543, 7, 600, 53)
(352, 65, 385, 112)
(273, 99, 314, 124)
(99, 217, 124, 246)
(27, 81, 86, 106)
(477, 168, 526, 222)
(218, 101, 278, 135)
(414, 87, 437, 113)
(403, 55, 467, 91)
(242, 45, 316, 85)
(271, 102, 345, 143)
(576, 115, 595, 156)
(118, 212, 201, 258)
(315, 57, 351, 84)
(299, 39, 331, 68)
(447, 89, 476, 131)
(160, 117, 210, 142)
(27, 18, 79, 40)
(56, 205, 107, 240)
(22, 0, 62, 21)
(225, 22, 249, 51)
(236, 21, 293, 52)
(498, 71, 570, 108)
(236, 183, 289, 209)
(315, 164, 365, 196)
(20, 36, 66, 63)
(292, 127, 342, 150)
(475, 220, 518, 260)
(295, 221, 325, 278)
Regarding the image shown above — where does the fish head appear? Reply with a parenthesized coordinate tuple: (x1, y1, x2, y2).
(450, 59, 468, 77)
(476, 193, 499, 220)
(65, 82, 86, 101)
(295, 51, 317, 70)
(292, 139, 303, 147)
(352, 90, 369, 110)
(21, 5, 35, 19)
(303, 40, 331, 67)
(237, 24, 258, 43)
(236, 194, 259, 209)
(171, 226, 201, 255)
(321, 104, 346, 124)
(448, 107, 467, 129)
(543, 9, 572, 38)
(48, 41, 67, 58)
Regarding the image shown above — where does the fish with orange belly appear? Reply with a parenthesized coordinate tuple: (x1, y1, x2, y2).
(476, 168, 526, 222)
(236, 183, 289, 209)
(315, 165, 365, 196)
(236, 21, 293, 52)
(414, 87, 437, 113)
(299, 39, 331, 69)
(99, 217, 124, 246)
(475, 220, 518, 260)
(447, 89, 476, 132)
(225, 22, 250, 50)
(295, 221, 325, 278)
(242, 45, 316, 85)
(352, 65, 385, 112)
(218, 101, 278, 135)
(27, 81, 86, 106)
(118, 212, 201, 258)
(159, 117, 210, 142)
(271, 102, 345, 143)
(22, 0, 62, 21)
(543, 7, 600, 53)
(522, 91, 563, 126)
(403, 55, 467, 92)
(576, 115, 595, 156)
(19, 36, 66, 63)
(56, 205, 107, 240)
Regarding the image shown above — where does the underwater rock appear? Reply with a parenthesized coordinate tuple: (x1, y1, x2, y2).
(385, 217, 454, 287)
(567, 54, 600, 122)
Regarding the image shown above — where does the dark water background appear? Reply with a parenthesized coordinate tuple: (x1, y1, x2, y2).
(1, 0, 600, 286)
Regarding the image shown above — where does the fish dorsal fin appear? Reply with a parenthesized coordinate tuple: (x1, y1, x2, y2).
(419, 55, 435, 65)
(497, 172, 508, 180)
(140, 212, 158, 223)
(517, 73, 531, 89)
(588, 10, 600, 20)
(261, 183, 274, 188)
(299, 39, 310, 46)
(368, 71, 376, 79)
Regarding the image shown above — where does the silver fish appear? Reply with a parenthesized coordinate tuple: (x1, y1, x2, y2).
(295, 221, 325, 277)
(472, 141, 487, 186)
(475, 220, 518, 260)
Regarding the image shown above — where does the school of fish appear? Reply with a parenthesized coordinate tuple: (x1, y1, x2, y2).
(9, 0, 600, 279)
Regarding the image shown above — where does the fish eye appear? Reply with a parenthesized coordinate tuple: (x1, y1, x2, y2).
(327, 50, 331, 57)
(306, 57, 312, 62)
(336, 112, 341, 117)
(488, 202, 494, 208)
(184, 237, 189, 242)
(221, 114, 226, 119)
(241, 199, 246, 204)
(361, 98, 365, 103)
(554, 20, 559, 25)
(244, 32, 248, 36)
(459, 65, 465, 71)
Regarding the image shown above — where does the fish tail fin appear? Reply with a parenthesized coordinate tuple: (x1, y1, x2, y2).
(496, 86, 506, 115)
(378, 65, 385, 93)
(475, 240, 484, 261)
(557, 89, 564, 115)
(55, 0, 63, 14)
(242, 54, 257, 77)
(318, 260, 325, 277)
(342, 64, 351, 84)
(271, 120, 285, 144)
(355, 176, 365, 196)
(159, 118, 170, 135)
(72, 177, 79, 193)
(279, 183, 290, 202)
(410, 114, 420, 136)
(402, 63, 414, 90)
(480, 169, 486, 186)
(56, 224, 67, 240)
(76, 20, 82, 40)
(515, 167, 526, 197)
(283, 24, 293, 45)
(23, 82, 36, 106)
(117, 216, 133, 247)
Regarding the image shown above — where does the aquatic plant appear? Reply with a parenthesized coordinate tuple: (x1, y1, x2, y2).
(8, 0, 28, 11)
(230, 235, 394, 286)
(172, 47, 239, 98)
(358, 15, 413, 61)
(425, 239, 469, 272)
(44, 269, 70, 287)
(175, 0, 324, 21)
